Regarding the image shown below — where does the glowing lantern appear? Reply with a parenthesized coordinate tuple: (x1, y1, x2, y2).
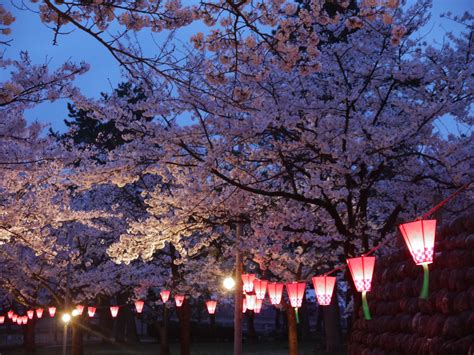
(253, 299, 263, 314)
(242, 298, 247, 313)
(35, 308, 44, 319)
(135, 300, 144, 313)
(0, 316, 4, 324)
(48, 307, 56, 318)
(75, 305, 84, 315)
(12, 314, 18, 322)
(206, 300, 217, 315)
(160, 290, 171, 303)
(241, 274, 256, 293)
(7, 310, 13, 319)
(88, 307, 96, 318)
(22, 316, 28, 325)
(110, 306, 119, 318)
(175, 295, 185, 307)
(399, 219, 436, 299)
(245, 294, 256, 311)
(347, 256, 375, 320)
(16, 318, 21, 325)
(253, 279, 268, 300)
(267, 282, 284, 305)
(312, 276, 337, 306)
(27, 310, 34, 320)
(286, 282, 306, 323)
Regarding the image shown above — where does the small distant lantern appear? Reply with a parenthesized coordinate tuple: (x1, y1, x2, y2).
(160, 290, 171, 303)
(253, 299, 263, 314)
(88, 307, 96, 318)
(36, 308, 44, 319)
(206, 300, 217, 315)
(175, 295, 185, 307)
(399, 219, 436, 299)
(347, 256, 375, 320)
(253, 279, 268, 300)
(286, 282, 306, 323)
(75, 305, 84, 315)
(12, 314, 18, 322)
(22, 316, 28, 325)
(0, 316, 4, 324)
(110, 306, 119, 318)
(135, 300, 144, 313)
(27, 310, 34, 320)
(16, 318, 21, 325)
(245, 294, 257, 311)
(48, 307, 56, 318)
(7, 310, 13, 319)
(242, 298, 247, 313)
(267, 282, 284, 305)
(241, 274, 256, 293)
(312, 276, 337, 306)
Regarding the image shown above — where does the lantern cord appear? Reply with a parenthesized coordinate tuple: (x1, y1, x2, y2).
(295, 308, 300, 324)
(420, 263, 430, 299)
(361, 291, 371, 321)
(419, 182, 472, 220)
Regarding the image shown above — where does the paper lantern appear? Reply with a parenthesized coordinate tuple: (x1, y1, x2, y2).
(286, 282, 306, 323)
(22, 316, 28, 325)
(110, 306, 119, 318)
(267, 282, 284, 305)
(27, 310, 34, 320)
(160, 290, 171, 303)
(135, 300, 144, 313)
(7, 310, 13, 319)
(35, 308, 44, 319)
(0, 316, 4, 324)
(347, 256, 375, 320)
(399, 219, 437, 299)
(241, 274, 255, 293)
(88, 307, 96, 318)
(245, 294, 257, 311)
(175, 294, 185, 307)
(312, 276, 336, 306)
(242, 298, 247, 313)
(12, 314, 18, 322)
(206, 300, 217, 315)
(16, 318, 21, 325)
(253, 279, 268, 300)
(75, 305, 84, 315)
(253, 299, 263, 314)
(48, 307, 56, 318)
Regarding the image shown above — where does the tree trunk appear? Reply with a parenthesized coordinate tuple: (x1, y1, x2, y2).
(177, 298, 191, 355)
(300, 296, 311, 340)
(72, 320, 84, 355)
(286, 304, 298, 355)
(24, 317, 35, 355)
(98, 296, 113, 342)
(323, 284, 342, 353)
(158, 306, 170, 355)
(246, 311, 257, 342)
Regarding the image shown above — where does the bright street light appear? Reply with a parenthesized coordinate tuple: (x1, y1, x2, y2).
(61, 313, 71, 324)
(223, 276, 236, 290)
(71, 309, 80, 317)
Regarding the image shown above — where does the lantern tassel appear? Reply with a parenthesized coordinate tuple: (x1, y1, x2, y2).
(420, 263, 430, 299)
(294, 308, 300, 324)
(361, 291, 371, 320)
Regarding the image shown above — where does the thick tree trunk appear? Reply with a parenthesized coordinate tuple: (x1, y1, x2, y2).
(114, 294, 139, 344)
(158, 306, 170, 355)
(24, 317, 35, 354)
(286, 304, 298, 355)
(323, 290, 342, 353)
(72, 320, 84, 355)
(98, 296, 113, 342)
(177, 298, 191, 355)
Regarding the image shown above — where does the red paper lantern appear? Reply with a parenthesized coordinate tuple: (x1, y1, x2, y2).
(75, 305, 84, 315)
(16, 318, 21, 325)
(399, 220, 436, 265)
(253, 299, 263, 314)
(245, 294, 257, 311)
(35, 308, 44, 319)
(347, 256, 375, 292)
(88, 307, 96, 318)
(160, 290, 171, 303)
(110, 306, 119, 318)
(0, 316, 4, 324)
(175, 294, 185, 307)
(7, 310, 13, 319)
(253, 279, 268, 300)
(27, 310, 34, 320)
(267, 282, 284, 305)
(48, 307, 56, 318)
(135, 300, 144, 313)
(241, 274, 256, 293)
(312, 276, 336, 306)
(22, 316, 27, 325)
(12, 314, 18, 322)
(206, 300, 217, 315)
(242, 298, 247, 313)
(286, 282, 306, 308)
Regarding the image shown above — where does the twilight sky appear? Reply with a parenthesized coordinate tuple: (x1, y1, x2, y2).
(3, 0, 473, 135)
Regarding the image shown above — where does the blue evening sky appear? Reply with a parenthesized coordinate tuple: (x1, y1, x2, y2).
(3, 0, 473, 135)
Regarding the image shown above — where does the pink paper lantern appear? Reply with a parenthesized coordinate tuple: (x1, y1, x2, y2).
(160, 290, 171, 303)
(12, 314, 18, 322)
(35, 308, 44, 319)
(16, 317, 21, 325)
(135, 300, 144, 313)
(22, 316, 28, 325)
(88, 307, 96, 318)
(241, 274, 255, 293)
(245, 294, 256, 311)
(253, 299, 263, 314)
(0, 316, 4, 324)
(399, 220, 436, 265)
(75, 305, 84, 315)
(175, 294, 185, 307)
(205, 300, 217, 315)
(267, 283, 284, 305)
(7, 310, 13, 319)
(48, 307, 56, 318)
(253, 279, 268, 300)
(286, 282, 306, 308)
(312, 276, 337, 306)
(27, 310, 34, 320)
(347, 256, 375, 292)
(110, 306, 119, 318)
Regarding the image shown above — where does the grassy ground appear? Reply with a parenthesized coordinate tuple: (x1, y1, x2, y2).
(0, 341, 338, 355)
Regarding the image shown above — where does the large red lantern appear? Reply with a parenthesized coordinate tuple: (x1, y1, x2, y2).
(0, 316, 4, 324)
(48, 307, 56, 318)
(160, 290, 171, 303)
(242, 298, 247, 313)
(175, 294, 185, 307)
(206, 300, 217, 315)
(110, 306, 119, 318)
(312, 276, 336, 306)
(241, 274, 255, 293)
(347, 256, 375, 320)
(245, 294, 256, 311)
(7, 310, 13, 319)
(75, 305, 84, 315)
(27, 310, 34, 320)
(253, 299, 263, 314)
(88, 307, 96, 318)
(135, 300, 144, 313)
(286, 282, 306, 323)
(35, 308, 44, 319)
(399, 219, 436, 299)
(267, 282, 284, 305)
(253, 279, 267, 300)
